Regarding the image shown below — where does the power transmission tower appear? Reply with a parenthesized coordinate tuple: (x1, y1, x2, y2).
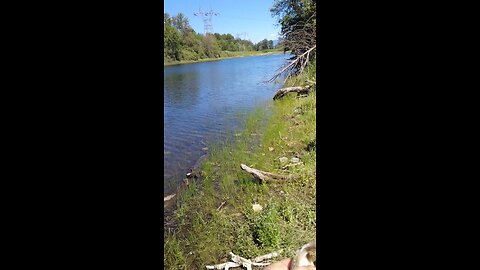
(194, 8, 219, 35)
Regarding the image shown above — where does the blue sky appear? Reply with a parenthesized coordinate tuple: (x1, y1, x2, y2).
(164, 0, 280, 44)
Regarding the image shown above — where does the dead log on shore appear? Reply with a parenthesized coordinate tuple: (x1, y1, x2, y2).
(273, 85, 311, 100)
(240, 164, 291, 183)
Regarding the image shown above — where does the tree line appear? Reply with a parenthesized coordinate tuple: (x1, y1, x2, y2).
(164, 12, 276, 62)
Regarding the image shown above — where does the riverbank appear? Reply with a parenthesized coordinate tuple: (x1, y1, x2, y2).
(164, 49, 285, 66)
(164, 61, 316, 269)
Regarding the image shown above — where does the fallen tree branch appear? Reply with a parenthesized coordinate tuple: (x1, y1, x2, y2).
(252, 250, 283, 262)
(230, 252, 254, 270)
(164, 193, 176, 202)
(217, 201, 227, 211)
(266, 45, 316, 83)
(273, 85, 311, 100)
(206, 250, 282, 270)
(205, 262, 239, 270)
(240, 164, 291, 183)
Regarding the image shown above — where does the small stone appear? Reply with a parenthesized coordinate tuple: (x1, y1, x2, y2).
(268, 147, 274, 152)
(291, 157, 300, 163)
(252, 203, 263, 212)
(202, 147, 208, 151)
(279, 157, 288, 164)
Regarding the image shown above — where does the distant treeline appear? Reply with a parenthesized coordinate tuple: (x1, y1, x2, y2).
(164, 12, 276, 62)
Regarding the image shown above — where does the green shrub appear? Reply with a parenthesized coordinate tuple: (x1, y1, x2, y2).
(247, 204, 281, 249)
(180, 49, 199, 61)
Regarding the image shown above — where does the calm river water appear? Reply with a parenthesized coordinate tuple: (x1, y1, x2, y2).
(164, 53, 289, 195)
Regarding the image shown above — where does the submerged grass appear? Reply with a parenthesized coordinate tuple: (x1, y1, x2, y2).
(164, 61, 316, 269)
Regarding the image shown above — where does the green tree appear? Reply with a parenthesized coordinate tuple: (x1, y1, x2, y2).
(173, 13, 191, 35)
(255, 39, 273, 51)
(164, 13, 182, 61)
(268, 40, 274, 49)
(203, 34, 221, 58)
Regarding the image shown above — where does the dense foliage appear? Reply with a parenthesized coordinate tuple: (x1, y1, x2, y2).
(164, 12, 276, 62)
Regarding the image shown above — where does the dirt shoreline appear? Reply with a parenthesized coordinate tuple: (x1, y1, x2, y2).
(164, 51, 285, 66)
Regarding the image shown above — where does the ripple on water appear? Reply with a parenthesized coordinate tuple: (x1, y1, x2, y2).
(164, 54, 289, 195)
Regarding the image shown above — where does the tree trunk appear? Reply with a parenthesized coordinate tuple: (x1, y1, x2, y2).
(273, 86, 311, 100)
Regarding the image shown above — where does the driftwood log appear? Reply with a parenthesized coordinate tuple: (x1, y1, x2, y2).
(240, 164, 291, 183)
(206, 250, 283, 270)
(273, 85, 311, 100)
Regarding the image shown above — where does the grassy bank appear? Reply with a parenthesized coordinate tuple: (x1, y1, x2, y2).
(164, 61, 316, 269)
(164, 49, 285, 66)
